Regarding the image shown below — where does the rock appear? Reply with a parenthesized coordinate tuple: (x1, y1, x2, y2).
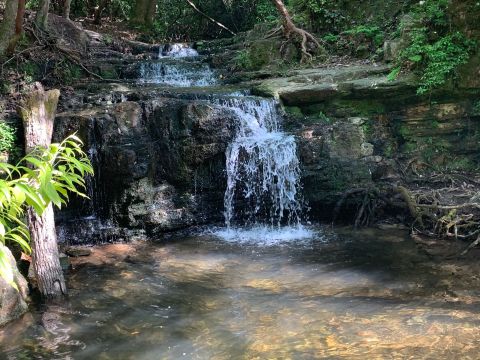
(383, 40, 402, 62)
(59, 253, 70, 271)
(0, 247, 29, 327)
(361, 142, 374, 157)
(65, 248, 92, 257)
(252, 64, 416, 106)
(55, 92, 236, 238)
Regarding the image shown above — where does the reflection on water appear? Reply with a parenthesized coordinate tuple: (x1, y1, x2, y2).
(2, 227, 480, 359)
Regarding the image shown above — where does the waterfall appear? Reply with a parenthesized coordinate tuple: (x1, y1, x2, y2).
(219, 97, 304, 228)
(135, 44, 216, 87)
(137, 60, 216, 87)
(159, 43, 199, 58)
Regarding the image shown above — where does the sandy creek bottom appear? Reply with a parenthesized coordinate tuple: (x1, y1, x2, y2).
(1, 226, 480, 359)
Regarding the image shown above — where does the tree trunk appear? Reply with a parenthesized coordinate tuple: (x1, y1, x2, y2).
(0, 0, 19, 57)
(63, 0, 71, 19)
(6, 0, 26, 55)
(270, 0, 322, 62)
(17, 83, 67, 299)
(35, 0, 50, 30)
(145, 0, 156, 26)
(93, 0, 109, 25)
(132, 0, 148, 24)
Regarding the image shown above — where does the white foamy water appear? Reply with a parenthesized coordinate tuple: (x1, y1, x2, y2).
(218, 97, 304, 228)
(159, 43, 199, 58)
(212, 225, 315, 246)
(138, 61, 216, 87)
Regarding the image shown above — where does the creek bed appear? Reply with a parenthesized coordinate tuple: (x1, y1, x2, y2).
(1, 227, 480, 359)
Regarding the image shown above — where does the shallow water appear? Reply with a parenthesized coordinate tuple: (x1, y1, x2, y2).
(2, 227, 480, 359)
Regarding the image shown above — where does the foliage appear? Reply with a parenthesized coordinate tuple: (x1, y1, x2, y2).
(389, 0, 476, 94)
(0, 123, 16, 154)
(0, 135, 93, 288)
(344, 25, 384, 47)
(473, 101, 480, 116)
(417, 32, 474, 94)
(234, 49, 254, 70)
(254, 0, 278, 23)
(290, 0, 345, 32)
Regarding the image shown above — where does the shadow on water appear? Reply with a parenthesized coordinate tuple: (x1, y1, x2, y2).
(2, 226, 480, 359)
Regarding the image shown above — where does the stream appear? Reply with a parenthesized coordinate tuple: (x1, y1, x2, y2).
(2, 227, 480, 359)
(2, 44, 480, 359)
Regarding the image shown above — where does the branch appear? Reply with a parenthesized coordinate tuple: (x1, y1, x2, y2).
(184, 0, 236, 36)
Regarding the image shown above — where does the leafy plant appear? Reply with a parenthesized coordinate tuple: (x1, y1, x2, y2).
(290, 0, 345, 32)
(234, 49, 254, 70)
(0, 122, 16, 153)
(0, 135, 93, 288)
(322, 33, 339, 43)
(389, 0, 476, 94)
(473, 101, 480, 116)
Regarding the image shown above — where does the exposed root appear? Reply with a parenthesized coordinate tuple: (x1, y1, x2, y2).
(279, 25, 323, 63)
(270, 0, 324, 63)
(461, 234, 480, 256)
(334, 171, 480, 253)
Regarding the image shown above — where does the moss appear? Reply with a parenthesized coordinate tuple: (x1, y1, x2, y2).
(324, 100, 386, 117)
(284, 106, 304, 117)
(100, 68, 119, 79)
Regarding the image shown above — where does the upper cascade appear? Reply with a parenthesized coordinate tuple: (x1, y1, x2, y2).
(159, 43, 199, 58)
(134, 43, 215, 87)
(218, 96, 304, 228)
(137, 60, 216, 87)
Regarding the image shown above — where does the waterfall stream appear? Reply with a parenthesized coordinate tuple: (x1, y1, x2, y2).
(217, 97, 304, 228)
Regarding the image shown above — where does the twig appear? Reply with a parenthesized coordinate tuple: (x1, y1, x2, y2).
(184, 0, 236, 36)
(1, 45, 45, 69)
(460, 234, 480, 256)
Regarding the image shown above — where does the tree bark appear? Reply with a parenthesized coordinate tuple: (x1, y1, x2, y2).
(145, 0, 156, 26)
(270, 0, 322, 62)
(132, 0, 156, 26)
(0, 0, 19, 57)
(132, 0, 148, 24)
(94, 0, 109, 25)
(17, 83, 67, 299)
(35, 0, 51, 30)
(63, 0, 71, 19)
(6, 0, 25, 55)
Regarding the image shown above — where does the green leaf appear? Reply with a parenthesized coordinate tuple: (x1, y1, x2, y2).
(0, 245, 18, 291)
(408, 54, 422, 62)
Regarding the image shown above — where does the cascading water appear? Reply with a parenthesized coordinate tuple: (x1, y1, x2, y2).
(217, 97, 306, 233)
(137, 60, 216, 87)
(136, 43, 216, 87)
(159, 43, 199, 58)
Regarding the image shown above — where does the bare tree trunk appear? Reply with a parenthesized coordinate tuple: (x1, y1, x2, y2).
(132, 0, 147, 24)
(6, 0, 25, 55)
(0, 0, 19, 57)
(17, 83, 67, 299)
(35, 0, 51, 30)
(94, 0, 109, 25)
(270, 0, 322, 62)
(145, 0, 156, 26)
(63, 0, 71, 19)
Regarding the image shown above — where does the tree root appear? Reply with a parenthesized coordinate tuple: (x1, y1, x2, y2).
(270, 0, 324, 63)
(461, 235, 480, 256)
(334, 179, 480, 252)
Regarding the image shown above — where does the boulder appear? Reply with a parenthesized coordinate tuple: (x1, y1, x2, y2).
(0, 248, 29, 327)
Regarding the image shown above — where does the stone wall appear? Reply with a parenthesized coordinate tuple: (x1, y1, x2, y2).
(253, 65, 480, 220)
(54, 91, 236, 240)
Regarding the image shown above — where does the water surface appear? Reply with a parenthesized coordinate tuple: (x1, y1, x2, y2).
(2, 227, 480, 359)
